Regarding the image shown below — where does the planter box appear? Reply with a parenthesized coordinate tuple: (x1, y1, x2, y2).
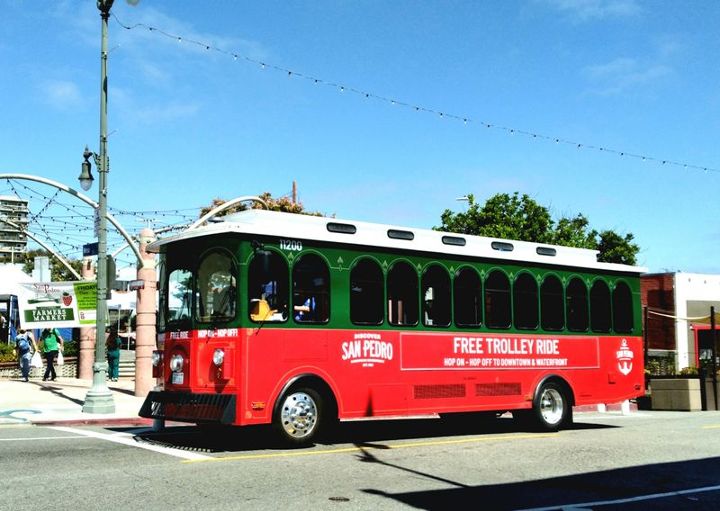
(650, 378, 701, 411)
(0, 357, 78, 380)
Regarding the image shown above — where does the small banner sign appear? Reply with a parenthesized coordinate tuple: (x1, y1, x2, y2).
(18, 281, 97, 329)
(83, 242, 99, 257)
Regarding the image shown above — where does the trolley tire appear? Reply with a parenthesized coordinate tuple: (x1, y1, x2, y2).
(530, 381, 571, 432)
(273, 386, 324, 447)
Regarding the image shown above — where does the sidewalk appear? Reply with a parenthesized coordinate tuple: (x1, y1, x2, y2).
(0, 376, 151, 426)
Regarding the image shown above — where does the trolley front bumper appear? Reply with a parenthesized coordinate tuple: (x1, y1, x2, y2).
(139, 391, 236, 424)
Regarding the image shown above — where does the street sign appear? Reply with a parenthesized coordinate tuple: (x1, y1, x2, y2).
(83, 242, 99, 257)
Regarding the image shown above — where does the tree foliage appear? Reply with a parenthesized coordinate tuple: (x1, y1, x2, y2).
(437, 193, 639, 265)
(21, 249, 83, 281)
(199, 192, 323, 219)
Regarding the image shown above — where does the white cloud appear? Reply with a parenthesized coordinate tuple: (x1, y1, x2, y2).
(543, 0, 641, 22)
(40, 79, 83, 110)
(583, 57, 672, 95)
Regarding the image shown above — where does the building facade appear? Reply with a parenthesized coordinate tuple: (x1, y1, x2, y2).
(0, 195, 29, 263)
(641, 272, 720, 371)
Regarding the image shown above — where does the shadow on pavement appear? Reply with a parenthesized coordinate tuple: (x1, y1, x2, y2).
(359, 456, 720, 510)
(34, 381, 84, 406)
(116, 415, 616, 454)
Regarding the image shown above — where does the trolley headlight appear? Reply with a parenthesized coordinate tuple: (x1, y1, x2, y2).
(151, 351, 163, 367)
(170, 354, 184, 372)
(212, 348, 225, 367)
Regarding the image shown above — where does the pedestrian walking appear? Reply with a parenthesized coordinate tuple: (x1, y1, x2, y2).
(106, 327, 122, 382)
(14, 329, 38, 382)
(40, 328, 64, 381)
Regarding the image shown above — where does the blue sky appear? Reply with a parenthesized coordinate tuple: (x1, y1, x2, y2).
(1, 0, 718, 274)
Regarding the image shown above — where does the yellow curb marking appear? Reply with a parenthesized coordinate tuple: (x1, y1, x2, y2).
(182, 432, 557, 464)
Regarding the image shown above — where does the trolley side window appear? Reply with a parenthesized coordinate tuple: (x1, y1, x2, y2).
(248, 250, 289, 322)
(612, 281, 634, 333)
(540, 275, 564, 331)
(350, 258, 384, 325)
(485, 270, 511, 329)
(292, 254, 330, 324)
(566, 277, 589, 332)
(590, 280, 611, 333)
(513, 272, 539, 330)
(422, 264, 451, 327)
(388, 262, 419, 326)
(453, 267, 482, 328)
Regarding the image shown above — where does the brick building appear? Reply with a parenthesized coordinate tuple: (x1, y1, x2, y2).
(641, 272, 720, 371)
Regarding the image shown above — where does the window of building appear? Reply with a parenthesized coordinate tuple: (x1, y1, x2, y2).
(454, 267, 482, 328)
(248, 250, 289, 322)
(513, 272, 539, 330)
(540, 275, 564, 331)
(590, 280, 611, 333)
(292, 254, 330, 324)
(566, 277, 588, 332)
(485, 270, 511, 329)
(350, 258, 384, 325)
(387, 262, 418, 326)
(195, 250, 237, 323)
(612, 281, 634, 333)
(422, 264, 451, 327)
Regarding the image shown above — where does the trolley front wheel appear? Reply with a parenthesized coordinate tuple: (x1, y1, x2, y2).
(273, 387, 324, 447)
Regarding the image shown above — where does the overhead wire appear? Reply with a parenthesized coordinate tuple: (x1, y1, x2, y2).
(111, 13, 719, 175)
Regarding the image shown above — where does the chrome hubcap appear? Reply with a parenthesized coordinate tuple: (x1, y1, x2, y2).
(280, 391, 318, 438)
(539, 388, 564, 425)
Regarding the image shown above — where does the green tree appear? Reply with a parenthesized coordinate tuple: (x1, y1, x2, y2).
(551, 214, 597, 250)
(199, 192, 323, 219)
(437, 192, 639, 265)
(21, 249, 83, 281)
(596, 230, 639, 265)
(439, 193, 553, 242)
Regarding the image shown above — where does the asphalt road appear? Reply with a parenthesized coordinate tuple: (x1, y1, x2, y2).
(2, 411, 719, 510)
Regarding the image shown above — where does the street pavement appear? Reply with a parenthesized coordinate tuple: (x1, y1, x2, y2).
(0, 376, 150, 426)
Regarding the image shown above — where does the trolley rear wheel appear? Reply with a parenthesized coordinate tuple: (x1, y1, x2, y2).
(531, 381, 571, 431)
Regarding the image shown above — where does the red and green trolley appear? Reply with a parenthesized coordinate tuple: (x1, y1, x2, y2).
(139, 209, 645, 445)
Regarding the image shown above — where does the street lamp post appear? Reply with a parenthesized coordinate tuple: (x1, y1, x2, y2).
(80, 0, 116, 413)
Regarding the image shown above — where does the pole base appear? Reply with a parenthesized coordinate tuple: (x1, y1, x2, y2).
(82, 389, 116, 414)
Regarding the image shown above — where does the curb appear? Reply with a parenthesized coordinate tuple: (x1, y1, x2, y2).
(32, 417, 154, 427)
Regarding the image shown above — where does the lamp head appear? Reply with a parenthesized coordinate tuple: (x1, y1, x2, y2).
(79, 146, 95, 191)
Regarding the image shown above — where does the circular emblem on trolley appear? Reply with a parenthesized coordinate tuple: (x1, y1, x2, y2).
(616, 338, 634, 376)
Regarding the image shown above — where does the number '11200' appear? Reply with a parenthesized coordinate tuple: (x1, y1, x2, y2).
(279, 239, 302, 251)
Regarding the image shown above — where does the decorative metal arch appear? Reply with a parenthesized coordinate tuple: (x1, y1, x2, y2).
(0, 216, 81, 280)
(188, 195, 268, 230)
(0, 173, 143, 264)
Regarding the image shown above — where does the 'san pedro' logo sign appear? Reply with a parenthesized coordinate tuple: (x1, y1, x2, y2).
(341, 332, 394, 367)
(616, 338, 634, 376)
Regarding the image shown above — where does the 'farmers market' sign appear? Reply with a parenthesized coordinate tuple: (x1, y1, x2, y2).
(19, 281, 97, 329)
